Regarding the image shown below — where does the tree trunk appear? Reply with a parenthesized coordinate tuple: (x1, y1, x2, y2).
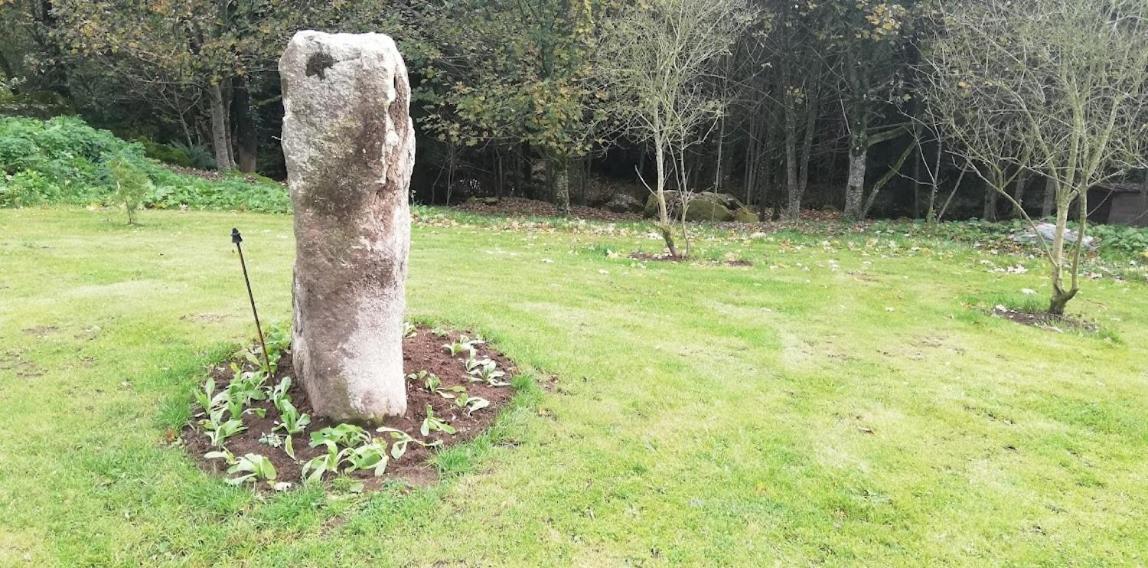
(1011, 170, 1028, 218)
(926, 138, 943, 223)
(231, 76, 258, 173)
(714, 112, 725, 191)
(1041, 177, 1055, 218)
(654, 135, 678, 257)
(553, 158, 570, 215)
(521, 142, 534, 200)
(208, 82, 234, 171)
(1047, 188, 1076, 315)
(983, 184, 998, 221)
(280, 31, 414, 421)
(494, 145, 504, 200)
(843, 144, 867, 220)
(783, 100, 799, 219)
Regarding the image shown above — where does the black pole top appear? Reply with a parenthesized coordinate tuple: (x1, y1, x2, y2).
(231, 228, 243, 245)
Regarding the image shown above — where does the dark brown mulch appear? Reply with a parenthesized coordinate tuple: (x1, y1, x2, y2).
(991, 305, 1099, 333)
(629, 251, 686, 263)
(455, 197, 640, 222)
(182, 327, 517, 490)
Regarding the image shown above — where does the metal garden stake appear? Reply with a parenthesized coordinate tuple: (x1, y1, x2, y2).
(231, 228, 272, 373)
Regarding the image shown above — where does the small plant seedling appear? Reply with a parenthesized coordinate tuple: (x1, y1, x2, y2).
(403, 321, 417, 338)
(342, 441, 390, 476)
(443, 335, 484, 358)
(419, 370, 442, 392)
(439, 385, 467, 400)
(267, 376, 292, 410)
(421, 405, 457, 436)
(275, 399, 311, 435)
(225, 453, 277, 486)
(376, 427, 441, 460)
(309, 423, 369, 448)
(226, 364, 268, 418)
(467, 358, 510, 386)
(200, 409, 246, 447)
(264, 324, 291, 364)
(283, 435, 297, 460)
(259, 432, 284, 448)
(455, 392, 491, 415)
(106, 153, 150, 225)
(194, 376, 228, 414)
(204, 448, 236, 464)
(409, 370, 467, 400)
(301, 440, 342, 483)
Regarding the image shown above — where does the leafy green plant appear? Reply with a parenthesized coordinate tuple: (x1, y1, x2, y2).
(203, 447, 235, 464)
(268, 376, 292, 411)
(259, 432, 284, 448)
(200, 409, 245, 448)
(376, 427, 441, 460)
(443, 335, 484, 357)
(409, 370, 467, 400)
(105, 153, 150, 224)
(309, 423, 369, 448)
(252, 324, 292, 374)
(194, 376, 227, 414)
(421, 405, 457, 436)
(342, 441, 390, 476)
(169, 141, 216, 170)
(301, 440, 342, 483)
(0, 116, 291, 213)
(403, 321, 418, 338)
(455, 392, 491, 415)
(467, 358, 510, 386)
(224, 453, 277, 486)
(418, 370, 442, 391)
(275, 399, 311, 435)
(225, 364, 267, 418)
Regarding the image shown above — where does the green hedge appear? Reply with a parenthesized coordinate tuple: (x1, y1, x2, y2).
(0, 116, 289, 213)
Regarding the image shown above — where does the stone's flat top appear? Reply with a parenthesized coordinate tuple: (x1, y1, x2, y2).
(286, 30, 400, 54)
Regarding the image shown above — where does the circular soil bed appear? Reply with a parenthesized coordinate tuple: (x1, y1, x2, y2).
(991, 305, 1100, 333)
(629, 251, 752, 267)
(182, 326, 518, 490)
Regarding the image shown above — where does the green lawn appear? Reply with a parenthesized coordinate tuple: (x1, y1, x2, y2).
(1, 207, 1146, 566)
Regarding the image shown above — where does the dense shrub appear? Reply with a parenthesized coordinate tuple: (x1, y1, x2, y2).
(140, 138, 217, 170)
(905, 219, 1148, 260)
(1090, 224, 1148, 258)
(0, 116, 288, 213)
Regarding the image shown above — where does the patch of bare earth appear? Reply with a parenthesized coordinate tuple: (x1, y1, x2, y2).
(628, 251, 751, 267)
(991, 305, 1099, 333)
(455, 197, 640, 222)
(181, 327, 517, 491)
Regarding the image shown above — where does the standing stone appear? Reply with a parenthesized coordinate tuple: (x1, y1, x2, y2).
(279, 31, 415, 421)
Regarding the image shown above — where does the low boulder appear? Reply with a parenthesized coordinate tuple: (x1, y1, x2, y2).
(643, 191, 750, 222)
(603, 193, 644, 214)
(684, 196, 734, 222)
(1011, 222, 1098, 251)
(733, 207, 760, 223)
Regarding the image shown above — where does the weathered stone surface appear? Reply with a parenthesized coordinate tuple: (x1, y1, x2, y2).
(1011, 222, 1097, 251)
(604, 193, 644, 213)
(733, 207, 760, 223)
(643, 191, 749, 222)
(280, 31, 415, 421)
(684, 197, 733, 222)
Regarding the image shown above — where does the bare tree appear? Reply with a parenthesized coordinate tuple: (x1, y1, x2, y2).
(922, 0, 1148, 315)
(597, 0, 758, 257)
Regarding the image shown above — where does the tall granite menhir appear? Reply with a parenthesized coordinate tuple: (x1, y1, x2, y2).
(279, 31, 415, 421)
